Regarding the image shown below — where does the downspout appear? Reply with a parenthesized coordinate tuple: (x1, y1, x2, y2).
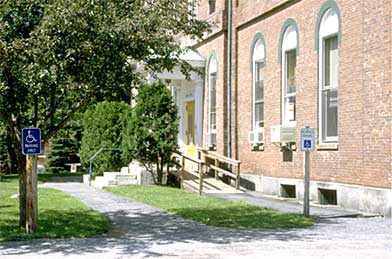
(226, 0, 232, 158)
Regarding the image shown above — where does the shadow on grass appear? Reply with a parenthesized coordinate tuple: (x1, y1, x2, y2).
(0, 209, 109, 242)
(1, 174, 83, 184)
(0, 206, 320, 257)
(3, 183, 378, 258)
(171, 206, 313, 228)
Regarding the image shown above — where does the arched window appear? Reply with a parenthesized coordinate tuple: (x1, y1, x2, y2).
(252, 39, 265, 132)
(318, 6, 340, 143)
(208, 55, 217, 145)
(281, 23, 298, 126)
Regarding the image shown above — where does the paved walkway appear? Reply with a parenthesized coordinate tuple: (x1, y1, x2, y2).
(207, 191, 366, 218)
(0, 183, 391, 259)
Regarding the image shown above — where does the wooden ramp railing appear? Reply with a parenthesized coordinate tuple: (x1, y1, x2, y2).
(170, 148, 241, 195)
(171, 151, 205, 195)
(197, 148, 241, 190)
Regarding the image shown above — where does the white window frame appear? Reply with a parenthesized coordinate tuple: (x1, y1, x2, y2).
(319, 8, 339, 144)
(208, 57, 217, 137)
(252, 40, 265, 133)
(281, 26, 297, 126)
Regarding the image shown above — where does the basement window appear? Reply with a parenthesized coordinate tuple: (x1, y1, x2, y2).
(280, 184, 296, 198)
(318, 188, 337, 205)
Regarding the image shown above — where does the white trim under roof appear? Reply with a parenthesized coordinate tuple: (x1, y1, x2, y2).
(156, 49, 206, 80)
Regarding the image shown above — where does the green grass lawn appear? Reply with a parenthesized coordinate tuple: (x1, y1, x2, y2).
(0, 176, 110, 242)
(106, 185, 314, 229)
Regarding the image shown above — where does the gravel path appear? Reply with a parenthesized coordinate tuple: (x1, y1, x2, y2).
(0, 183, 391, 259)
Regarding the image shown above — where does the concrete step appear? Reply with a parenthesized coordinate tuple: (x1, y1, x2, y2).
(94, 176, 117, 187)
(116, 174, 137, 185)
(121, 167, 129, 174)
(104, 171, 125, 181)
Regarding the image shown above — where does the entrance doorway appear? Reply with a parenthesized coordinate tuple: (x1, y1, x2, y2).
(186, 101, 195, 156)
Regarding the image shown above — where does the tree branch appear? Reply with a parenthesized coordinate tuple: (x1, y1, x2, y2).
(40, 92, 95, 142)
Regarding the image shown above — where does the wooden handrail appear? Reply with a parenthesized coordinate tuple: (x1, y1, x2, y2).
(209, 164, 236, 178)
(197, 147, 241, 166)
(172, 150, 206, 195)
(171, 148, 242, 192)
(173, 150, 205, 165)
(197, 147, 241, 190)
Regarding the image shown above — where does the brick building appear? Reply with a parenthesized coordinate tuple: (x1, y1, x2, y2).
(167, 0, 391, 215)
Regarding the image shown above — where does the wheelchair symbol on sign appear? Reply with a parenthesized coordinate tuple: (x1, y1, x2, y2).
(25, 130, 37, 144)
(304, 140, 311, 148)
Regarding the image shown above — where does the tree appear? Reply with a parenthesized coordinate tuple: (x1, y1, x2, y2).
(0, 120, 10, 174)
(0, 0, 209, 233)
(122, 82, 178, 185)
(46, 115, 83, 174)
(80, 101, 130, 175)
(0, 119, 18, 175)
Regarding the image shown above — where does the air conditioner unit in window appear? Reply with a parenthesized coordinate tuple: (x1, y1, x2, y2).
(206, 132, 216, 148)
(249, 129, 264, 145)
(270, 125, 296, 143)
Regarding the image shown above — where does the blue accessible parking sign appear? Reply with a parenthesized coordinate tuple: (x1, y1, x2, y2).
(22, 128, 41, 155)
(300, 127, 314, 152)
(304, 140, 312, 148)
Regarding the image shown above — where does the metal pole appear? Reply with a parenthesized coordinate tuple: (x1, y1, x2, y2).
(89, 160, 92, 186)
(304, 150, 310, 217)
(88, 148, 120, 186)
(226, 0, 232, 158)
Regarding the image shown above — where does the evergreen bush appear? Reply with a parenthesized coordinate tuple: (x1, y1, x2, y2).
(80, 101, 130, 175)
(46, 114, 83, 174)
(121, 82, 178, 185)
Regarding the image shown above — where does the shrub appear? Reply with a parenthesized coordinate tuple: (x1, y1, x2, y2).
(121, 82, 178, 185)
(80, 101, 130, 175)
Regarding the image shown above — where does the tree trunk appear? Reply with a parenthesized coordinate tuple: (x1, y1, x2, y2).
(8, 141, 18, 174)
(156, 161, 163, 185)
(6, 120, 27, 228)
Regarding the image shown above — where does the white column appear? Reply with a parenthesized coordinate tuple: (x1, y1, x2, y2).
(194, 75, 204, 147)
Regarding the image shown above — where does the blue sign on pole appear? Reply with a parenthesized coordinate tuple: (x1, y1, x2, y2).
(300, 127, 314, 152)
(304, 140, 311, 148)
(22, 128, 41, 155)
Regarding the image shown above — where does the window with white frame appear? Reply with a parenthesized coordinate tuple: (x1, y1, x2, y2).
(319, 9, 339, 143)
(281, 26, 297, 126)
(252, 40, 265, 132)
(208, 57, 217, 145)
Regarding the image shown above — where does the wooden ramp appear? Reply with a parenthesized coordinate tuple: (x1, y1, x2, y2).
(170, 149, 243, 195)
(171, 169, 242, 195)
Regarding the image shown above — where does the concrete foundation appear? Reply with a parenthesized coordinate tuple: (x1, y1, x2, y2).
(128, 161, 167, 185)
(241, 174, 392, 216)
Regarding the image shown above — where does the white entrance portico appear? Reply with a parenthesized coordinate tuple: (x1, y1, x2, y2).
(156, 49, 206, 157)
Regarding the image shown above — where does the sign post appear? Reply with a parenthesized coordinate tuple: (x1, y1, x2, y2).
(22, 128, 41, 233)
(300, 126, 314, 217)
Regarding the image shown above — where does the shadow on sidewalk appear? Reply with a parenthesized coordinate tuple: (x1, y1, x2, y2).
(0, 208, 324, 257)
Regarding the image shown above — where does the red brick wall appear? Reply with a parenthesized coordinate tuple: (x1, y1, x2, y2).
(229, 0, 391, 189)
(197, 0, 227, 20)
(197, 36, 227, 154)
